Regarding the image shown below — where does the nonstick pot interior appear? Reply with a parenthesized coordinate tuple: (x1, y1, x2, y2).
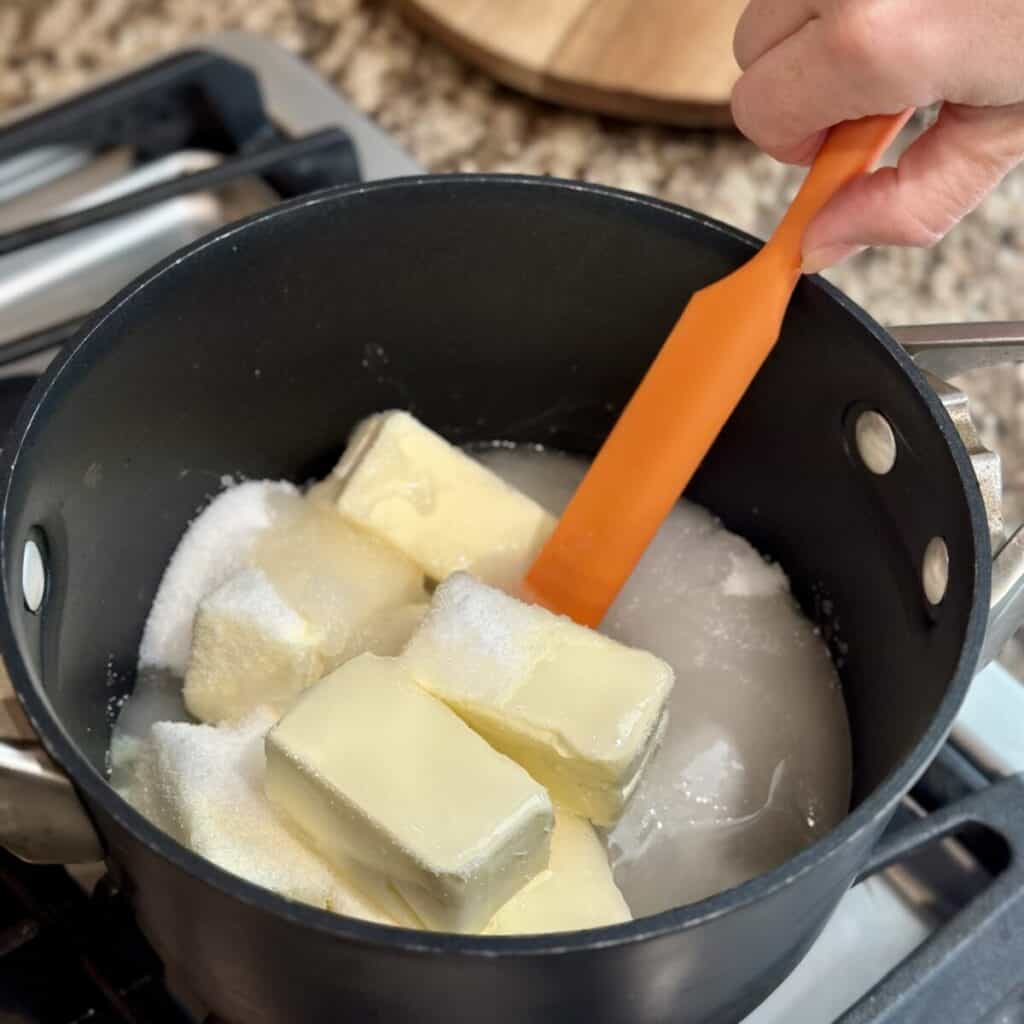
(0, 177, 988, 1006)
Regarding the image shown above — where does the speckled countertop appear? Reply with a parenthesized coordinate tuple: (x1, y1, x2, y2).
(3, 0, 1023, 321)
(3, 0, 1024, 665)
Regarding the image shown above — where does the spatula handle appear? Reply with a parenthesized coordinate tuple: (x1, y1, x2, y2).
(524, 111, 915, 628)
(772, 110, 914, 254)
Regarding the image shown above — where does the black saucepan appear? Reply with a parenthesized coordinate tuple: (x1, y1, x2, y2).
(0, 176, 994, 1023)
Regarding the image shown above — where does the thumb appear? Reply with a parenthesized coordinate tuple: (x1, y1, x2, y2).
(802, 103, 1024, 273)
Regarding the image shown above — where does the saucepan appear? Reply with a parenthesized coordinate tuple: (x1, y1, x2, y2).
(1, 175, 1023, 1023)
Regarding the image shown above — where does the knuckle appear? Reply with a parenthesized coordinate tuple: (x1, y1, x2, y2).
(732, 1, 762, 69)
(729, 75, 761, 143)
(899, 210, 945, 248)
(733, 74, 811, 162)
(732, 18, 748, 67)
(895, 180, 958, 247)
(731, 74, 805, 161)
(942, 104, 1024, 173)
(975, 122, 1024, 174)
(829, 0, 894, 73)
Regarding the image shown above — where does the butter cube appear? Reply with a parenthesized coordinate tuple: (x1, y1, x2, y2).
(252, 500, 426, 665)
(355, 602, 429, 657)
(265, 653, 553, 933)
(313, 411, 555, 589)
(183, 500, 427, 724)
(485, 808, 631, 934)
(402, 573, 675, 826)
(184, 569, 325, 723)
(117, 708, 409, 926)
(139, 480, 303, 676)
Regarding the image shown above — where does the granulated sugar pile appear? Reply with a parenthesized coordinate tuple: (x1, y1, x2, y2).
(113, 706, 394, 922)
(139, 481, 301, 675)
(112, 477, 415, 925)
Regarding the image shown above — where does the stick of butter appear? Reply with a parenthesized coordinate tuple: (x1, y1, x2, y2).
(184, 571, 427, 724)
(485, 807, 631, 934)
(354, 601, 429, 658)
(184, 569, 326, 724)
(402, 573, 675, 827)
(252, 499, 426, 666)
(117, 708, 409, 926)
(142, 481, 424, 720)
(311, 411, 556, 589)
(264, 653, 554, 933)
(184, 501, 428, 723)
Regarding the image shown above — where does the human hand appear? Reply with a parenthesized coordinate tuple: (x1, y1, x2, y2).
(731, 0, 1024, 271)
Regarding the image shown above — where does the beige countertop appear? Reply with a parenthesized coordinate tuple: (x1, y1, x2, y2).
(3, 0, 1024, 666)
(3, 0, 1022, 326)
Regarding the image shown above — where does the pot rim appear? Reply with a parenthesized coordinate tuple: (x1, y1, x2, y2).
(0, 172, 992, 957)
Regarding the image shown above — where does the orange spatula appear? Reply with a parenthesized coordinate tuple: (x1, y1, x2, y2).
(525, 111, 913, 627)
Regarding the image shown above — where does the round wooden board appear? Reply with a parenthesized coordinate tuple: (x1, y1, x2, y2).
(393, 0, 747, 128)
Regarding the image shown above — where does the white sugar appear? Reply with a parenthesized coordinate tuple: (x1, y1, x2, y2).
(204, 568, 308, 641)
(114, 707, 395, 923)
(721, 551, 789, 598)
(250, 500, 425, 663)
(407, 571, 545, 701)
(139, 480, 302, 674)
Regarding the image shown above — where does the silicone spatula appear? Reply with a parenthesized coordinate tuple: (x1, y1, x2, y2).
(525, 111, 913, 628)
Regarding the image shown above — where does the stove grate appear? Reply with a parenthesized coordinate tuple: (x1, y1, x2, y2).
(0, 850, 193, 1023)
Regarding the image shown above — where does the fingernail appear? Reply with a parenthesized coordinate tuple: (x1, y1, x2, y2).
(802, 244, 862, 275)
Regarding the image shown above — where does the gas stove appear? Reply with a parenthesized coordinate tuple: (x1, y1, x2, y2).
(0, 34, 1020, 1024)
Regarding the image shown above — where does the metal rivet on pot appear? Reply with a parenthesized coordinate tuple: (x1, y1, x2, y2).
(923, 537, 949, 605)
(855, 410, 897, 475)
(22, 538, 45, 613)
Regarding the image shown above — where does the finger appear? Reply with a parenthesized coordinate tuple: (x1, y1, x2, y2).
(733, 0, 817, 70)
(732, 7, 933, 164)
(800, 244, 864, 274)
(802, 102, 1024, 268)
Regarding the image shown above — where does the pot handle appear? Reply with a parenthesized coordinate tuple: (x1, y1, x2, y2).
(891, 322, 1024, 669)
(892, 321, 1024, 377)
(0, 667, 103, 864)
(0, 740, 104, 863)
(840, 771, 1024, 1023)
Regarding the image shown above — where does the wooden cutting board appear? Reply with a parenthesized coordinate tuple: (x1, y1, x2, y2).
(393, 0, 747, 127)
